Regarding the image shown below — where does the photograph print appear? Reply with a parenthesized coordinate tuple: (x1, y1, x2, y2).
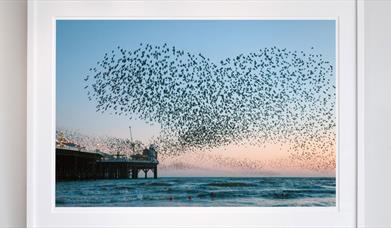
(56, 20, 336, 207)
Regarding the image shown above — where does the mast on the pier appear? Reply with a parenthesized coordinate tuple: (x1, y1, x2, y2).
(129, 126, 135, 154)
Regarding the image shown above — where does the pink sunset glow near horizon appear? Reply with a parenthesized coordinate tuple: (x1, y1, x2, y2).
(56, 129, 335, 177)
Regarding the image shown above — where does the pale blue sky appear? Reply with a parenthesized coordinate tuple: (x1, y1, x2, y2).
(56, 20, 335, 141)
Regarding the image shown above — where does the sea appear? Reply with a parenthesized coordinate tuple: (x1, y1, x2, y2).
(56, 177, 336, 207)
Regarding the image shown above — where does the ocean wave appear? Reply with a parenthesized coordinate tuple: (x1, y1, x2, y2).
(206, 182, 257, 187)
(141, 182, 173, 187)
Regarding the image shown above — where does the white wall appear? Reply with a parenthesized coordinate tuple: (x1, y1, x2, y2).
(0, 1, 27, 228)
(0, 1, 390, 227)
(364, 0, 391, 227)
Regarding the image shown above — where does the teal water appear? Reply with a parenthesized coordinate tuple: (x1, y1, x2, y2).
(56, 177, 336, 207)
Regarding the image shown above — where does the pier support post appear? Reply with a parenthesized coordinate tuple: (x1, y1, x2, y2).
(132, 169, 138, 179)
(144, 169, 148, 179)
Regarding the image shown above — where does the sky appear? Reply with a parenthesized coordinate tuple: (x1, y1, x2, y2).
(56, 20, 336, 177)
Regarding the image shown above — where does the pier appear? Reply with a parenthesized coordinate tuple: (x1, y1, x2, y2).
(56, 146, 159, 181)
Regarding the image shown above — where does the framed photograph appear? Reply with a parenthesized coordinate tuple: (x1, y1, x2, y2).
(27, 0, 363, 227)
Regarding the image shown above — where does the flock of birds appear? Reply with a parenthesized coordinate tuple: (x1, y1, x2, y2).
(80, 43, 336, 172)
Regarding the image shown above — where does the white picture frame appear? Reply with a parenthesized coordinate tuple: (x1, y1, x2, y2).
(27, 0, 364, 227)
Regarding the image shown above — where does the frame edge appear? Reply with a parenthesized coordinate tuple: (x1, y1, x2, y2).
(357, 0, 365, 227)
(27, 0, 37, 227)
